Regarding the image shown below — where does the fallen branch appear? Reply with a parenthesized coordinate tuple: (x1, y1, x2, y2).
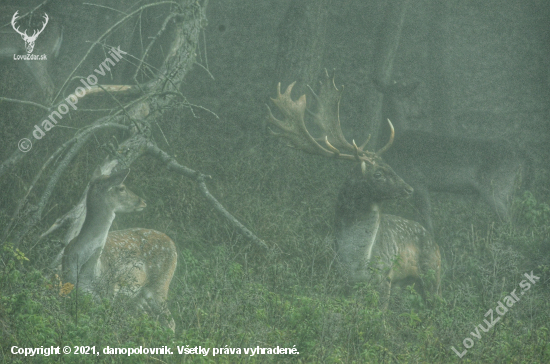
(146, 143, 268, 249)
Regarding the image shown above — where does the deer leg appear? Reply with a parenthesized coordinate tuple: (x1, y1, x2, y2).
(379, 277, 392, 310)
(478, 163, 523, 224)
(417, 274, 439, 306)
(479, 186, 510, 223)
(418, 243, 442, 306)
(133, 286, 175, 332)
(157, 301, 176, 332)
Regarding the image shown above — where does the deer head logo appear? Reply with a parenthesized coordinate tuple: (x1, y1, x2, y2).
(11, 11, 49, 54)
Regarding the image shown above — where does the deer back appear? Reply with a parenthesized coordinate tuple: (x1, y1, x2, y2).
(101, 228, 177, 299)
(375, 79, 531, 233)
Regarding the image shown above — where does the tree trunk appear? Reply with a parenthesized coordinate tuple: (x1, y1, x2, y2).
(370, 0, 411, 150)
(427, 0, 451, 133)
(273, 0, 329, 98)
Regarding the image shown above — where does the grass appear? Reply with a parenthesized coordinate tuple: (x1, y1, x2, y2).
(0, 106, 549, 363)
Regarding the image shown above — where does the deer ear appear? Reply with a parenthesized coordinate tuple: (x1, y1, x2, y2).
(361, 161, 367, 175)
(106, 169, 130, 187)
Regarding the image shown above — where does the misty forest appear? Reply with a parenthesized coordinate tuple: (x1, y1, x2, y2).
(0, 0, 549, 362)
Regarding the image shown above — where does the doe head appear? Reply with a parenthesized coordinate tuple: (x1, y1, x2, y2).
(87, 169, 147, 214)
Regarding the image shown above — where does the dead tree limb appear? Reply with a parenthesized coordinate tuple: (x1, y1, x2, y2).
(146, 143, 268, 249)
(2, 0, 266, 261)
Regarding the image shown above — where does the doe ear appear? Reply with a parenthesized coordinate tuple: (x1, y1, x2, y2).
(92, 169, 131, 191)
(107, 169, 130, 187)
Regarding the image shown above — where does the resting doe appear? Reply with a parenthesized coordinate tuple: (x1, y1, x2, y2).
(62, 170, 177, 331)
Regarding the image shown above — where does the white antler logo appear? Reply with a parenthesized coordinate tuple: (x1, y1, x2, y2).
(11, 11, 49, 54)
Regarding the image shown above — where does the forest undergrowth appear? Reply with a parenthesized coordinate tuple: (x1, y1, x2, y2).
(1, 108, 549, 363)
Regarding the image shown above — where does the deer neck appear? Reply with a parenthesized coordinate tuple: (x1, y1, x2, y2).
(337, 201, 381, 254)
(65, 205, 116, 289)
(335, 197, 382, 282)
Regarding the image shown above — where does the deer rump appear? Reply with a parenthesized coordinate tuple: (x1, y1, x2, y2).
(383, 129, 531, 231)
(100, 228, 177, 300)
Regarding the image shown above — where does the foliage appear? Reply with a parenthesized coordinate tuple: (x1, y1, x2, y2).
(2, 201, 549, 363)
(515, 190, 550, 227)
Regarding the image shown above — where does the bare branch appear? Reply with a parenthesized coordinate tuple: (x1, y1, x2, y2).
(7, 120, 127, 245)
(3, 2, 263, 277)
(0, 97, 49, 111)
(133, 12, 180, 83)
(53, 1, 180, 102)
(146, 143, 268, 250)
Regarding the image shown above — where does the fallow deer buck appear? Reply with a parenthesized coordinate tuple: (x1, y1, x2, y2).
(373, 79, 532, 234)
(0, 7, 63, 102)
(267, 71, 441, 309)
(61, 170, 177, 331)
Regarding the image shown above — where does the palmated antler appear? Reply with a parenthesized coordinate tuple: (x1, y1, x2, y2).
(267, 70, 394, 164)
(267, 81, 335, 158)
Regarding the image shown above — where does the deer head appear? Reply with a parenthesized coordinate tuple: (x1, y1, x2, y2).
(11, 11, 49, 54)
(85, 169, 147, 216)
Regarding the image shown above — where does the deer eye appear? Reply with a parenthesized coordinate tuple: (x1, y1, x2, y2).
(373, 172, 383, 180)
(116, 186, 126, 192)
